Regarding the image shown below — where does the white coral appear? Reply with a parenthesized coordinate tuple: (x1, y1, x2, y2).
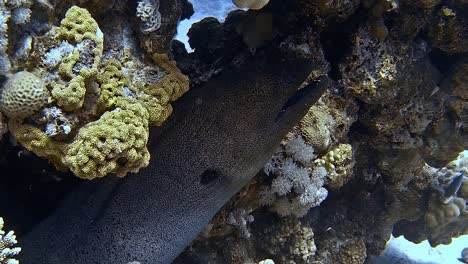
(271, 176, 293, 196)
(261, 135, 328, 218)
(11, 7, 30, 24)
(284, 136, 315, 164)
(0, 217, 21, 264)
(227, 208, 254, 239)
(136, 0, 161, 34)
(258, 186, 275, 206)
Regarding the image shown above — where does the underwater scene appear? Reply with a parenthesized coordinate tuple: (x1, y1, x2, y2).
(0, 0, 466, 263)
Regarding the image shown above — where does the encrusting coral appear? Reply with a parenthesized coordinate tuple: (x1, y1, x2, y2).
(255, 217, 317, 263)
(51, 5, 103, 111)
(0, 217, 21, 264)
(64, 102, 150, 179)
(0, 5, 189, 179)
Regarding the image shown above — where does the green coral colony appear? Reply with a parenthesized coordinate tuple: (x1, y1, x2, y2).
(0, 6, 189, 179)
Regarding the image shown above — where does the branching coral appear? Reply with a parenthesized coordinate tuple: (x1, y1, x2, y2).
(0, 217, 21, 264)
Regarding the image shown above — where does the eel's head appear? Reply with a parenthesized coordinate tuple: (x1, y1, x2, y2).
(152, 33, 329, 195)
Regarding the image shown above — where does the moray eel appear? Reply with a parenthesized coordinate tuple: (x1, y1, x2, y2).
(19, 50, 328, 263)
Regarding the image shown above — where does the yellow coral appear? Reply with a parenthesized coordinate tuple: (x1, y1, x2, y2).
(96, 60, 131, 113)
(8, 120, 67, 170)
(96, 57, 188, 126)
(51, 75, 86, 111)
(57, 6, 99, 44)
(136, 84, 174, 126)
(49, 6, 104, 111)
(152, 53, 189, 102)
(64, 102, 150, 179)
(58, 50, 80, 79)
(7, 7, 190, 180)
(57, 6, 103, 77)
(315, 144, 353, 189)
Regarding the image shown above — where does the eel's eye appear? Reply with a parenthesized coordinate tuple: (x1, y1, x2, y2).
(200, 169, 220, 185)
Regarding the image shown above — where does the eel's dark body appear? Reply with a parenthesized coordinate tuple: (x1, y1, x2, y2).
(19, 52, 328, 263)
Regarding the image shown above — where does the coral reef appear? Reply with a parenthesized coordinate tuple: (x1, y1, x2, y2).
(297, 0, 361, 28)
(394, 152, 468, 246)
(255, 217, 317, 263)
(0, 217, 21, 264)
(173, 0, 467, 263)
(0, 0, 466, 263)
(0, 5, 189, 179)
(427, 2, 468, 54)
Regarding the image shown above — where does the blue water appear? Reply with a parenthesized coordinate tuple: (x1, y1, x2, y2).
(176, 0, 238, 50)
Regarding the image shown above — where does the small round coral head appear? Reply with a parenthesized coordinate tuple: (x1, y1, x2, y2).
(0, 71, 49, 120)
(233, 0, 270, 10)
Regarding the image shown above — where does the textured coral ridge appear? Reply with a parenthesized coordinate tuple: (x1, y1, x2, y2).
(0, 5, 189, 179)
(0, 217, 21, 264)
(174, 0, 467, 263)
